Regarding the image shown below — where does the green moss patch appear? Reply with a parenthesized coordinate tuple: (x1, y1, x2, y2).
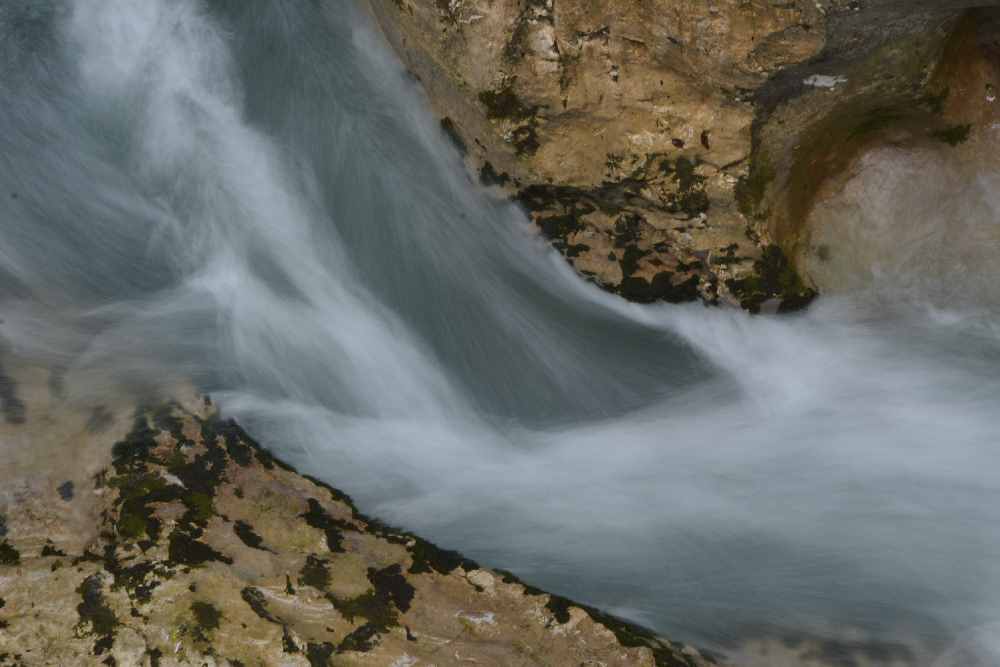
(111, 473, 171, 542)
(329, 564, 416, 639)
(191, 600, 222, 641)
(619, 273, 700, 304)
(711, 243, 747, 267)
(301, 498, 353, 553)
(661, 157, 710, 219)
(234, 520, 269, 551)
(478, 85, 541, 155)
(41, 542, 67, 558)
(200, 414, 257, 468)
(107, 408, 248, 572)
(104, 550, 163, 604)
(168, 531, 232, 566)
(76, 574, 118, 656)
(848, 107, 905, 140)
(930, 123, 971, 146)
(479, 161, 511, 187)
(330, 590, 396, 629)
(920, 87, 949, 115)
(726, 244, 816, 313)
(336, 624, 379, 654)
(299, 555, 331, 591)
(307, 641, 337, 664)
(368, 564, 414, 614)
(241, 586, 280, 624)
(478, 86, 535, 121)
(735, 152, 774, 219)
(408, 536, 477, 575)
(0, 541, 20, 566)
(111, 415, 161, 475)
(619, 245, 648, 277)
(283, 625, 301, 653)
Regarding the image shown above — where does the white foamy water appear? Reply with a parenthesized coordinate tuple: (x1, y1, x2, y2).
(1, 2, 999, 664)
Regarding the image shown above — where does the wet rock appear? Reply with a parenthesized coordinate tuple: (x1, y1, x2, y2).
(782, 10, 1000, 301)
(747, 4, 999, 286)
(366, 0, 994, 310)
(365, 0, 828, 308)
(0, 397, 717, 666)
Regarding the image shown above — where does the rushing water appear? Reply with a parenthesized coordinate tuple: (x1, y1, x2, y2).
(2, 1, 1000, 664)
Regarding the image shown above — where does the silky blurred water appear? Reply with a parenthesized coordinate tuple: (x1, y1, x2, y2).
(1, 2, 999, 664)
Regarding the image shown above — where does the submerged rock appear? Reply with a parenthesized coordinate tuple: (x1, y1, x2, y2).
(0, 397, 718, 666)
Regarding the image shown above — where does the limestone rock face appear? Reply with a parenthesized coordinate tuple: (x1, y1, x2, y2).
(366, 0, 995, 310)
(783, 10, 1000, 304)
(368, 0, 827, 309)
(0, 376, 717, 667)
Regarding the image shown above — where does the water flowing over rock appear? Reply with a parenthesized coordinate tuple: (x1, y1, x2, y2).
(366, 0, 997, 310)
(3, 1, 1000, 665)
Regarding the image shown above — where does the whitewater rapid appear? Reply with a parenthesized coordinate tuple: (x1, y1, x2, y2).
(2, 1, 1000, 664)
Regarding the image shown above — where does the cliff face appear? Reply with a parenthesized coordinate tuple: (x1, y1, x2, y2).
(0, 370, 716, 667)
(366, 0, 992, 311)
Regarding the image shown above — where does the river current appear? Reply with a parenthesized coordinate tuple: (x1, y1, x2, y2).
(2, 2, 999, 664)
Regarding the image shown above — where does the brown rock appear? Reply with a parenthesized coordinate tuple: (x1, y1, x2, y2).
(0, 367, 717, 667)
(365, 0, 997, 310)
(365, 0, 827, 308)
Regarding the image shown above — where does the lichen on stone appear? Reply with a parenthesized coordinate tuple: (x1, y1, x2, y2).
(0, 400, 717, 666)
(931, 123, 971, 146)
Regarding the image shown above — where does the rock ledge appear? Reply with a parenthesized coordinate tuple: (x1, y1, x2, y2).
(0, 399, 716, 667)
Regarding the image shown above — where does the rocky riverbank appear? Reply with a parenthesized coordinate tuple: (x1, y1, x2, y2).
(0, 371, 716, 667)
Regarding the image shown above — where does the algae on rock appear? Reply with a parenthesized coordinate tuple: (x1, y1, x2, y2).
(0, 396, 718, 666)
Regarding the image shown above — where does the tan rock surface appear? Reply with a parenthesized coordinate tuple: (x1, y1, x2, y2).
(366, 0, 827, 309)
(364, 0, 994, 310)
(0, 367, 717, 667)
